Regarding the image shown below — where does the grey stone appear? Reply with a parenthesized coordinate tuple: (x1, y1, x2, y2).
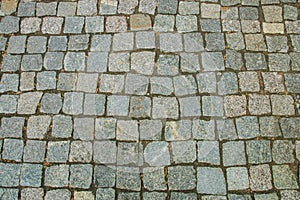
(27, 36, 47, 53)
(222, 141, 246, 166)
(180, 53, 200, 73)
(107, 95, 129, 116)
(197, 167, 226, 195)
(94, 165, 116, 187)
(202, 96, 224, 117)
(62, 92, 84, 115)
(131, 51, 155, 75)
(228, 194, 252, 200)
(157, 54, 179, 76)
(254, 193, 278, 200)
(108, 53, 130, 72)
(226, 32, 245, 50)
(119, 192, 140, 199)
(21, 188, 44, 200)
(91, 35, 111, 52)
(21, 54, 43, 71)
(221, 6, 239, 19)
(86, 16, 104, 32)
(154, 14, 175, 32)
(20, 164, 43, 188)
(0, 16, 19, 34)
(64, 52, 85, 71)
(140, 120, 162, 140)
(77, 0, 97, 15)
(248, 94, 271, 115)
(23, 140, 46, 162)
(113, 32, 134, 51)
(201, 19, 221, 32)
(218, 72, 238, 95)
(96, 188, 115, 200)
(45, 164, 69, 187)
(46, 141, 70, 162)
(183, 33, 204, 52)
(136, 31, 156, 49)
(226, 167, 249, 190)
(0, 74, 19, 93)
(106, 16, 127, 32)
(240, 7, 258, 19)
(7, 35, 26, 54)
(99, 74, 124, 93)
(179, 96, 201, 117)
(205, 33, 225, 51)
(290, 35, 300, 52)
(160, 33, 183, 52)
(95, 118, 116, 140)
(1, 54, 21, 72)
(173, 75, 197, 96)
(266, 36, 288, 52)
(94, 141, 117, 164)
(74, 118, 95, 140)
(217, 119, 238, 140)
(241, 20, 261, 33)
(165, 120, 192, 141)
(0, 117, 24, 138)
(48, 36, 67, 51)
(179, 1, 199, 15)
(172, 141, 196, 164)
(26, 116, 51, 139)
(250, 165, 273, 191)
(143, 167, 167, 191)
(272, 165, 298, 189)
(70, 164, 93, 188)
(262, 72, 285, 93)
(144, 141, 170, 167)
(201, 3, 221, 18)
(246, 140, 272, 164)
(0, 95, 18, 114)
(44, 52, 64, 70)
(263, 5, 282, 22)
(284, 5, 298, 20)
(280, 117, 300, 138)
(116, 120, 139, 141)
(290, 52, 300, 71)
(197, 141, 220, 165)
(139, 0, 156, 14)
(168, 166, 196, 190)
(202, 52, 225, 71)
(57, 2, 77, 16)
(236, 116, 260, 139)
(118, 0, 138, 14)
(20, 72, 35, 91)
(196, 72, 217, 93)
(271, 95, 295, 115)
(192, 120, 215, 140)
(272, 140, 294, 164)
(150, 77, 173, 95)
(36, 2, 57, 16)
(152, 97, 179, 119)
(84, 94, 106, 116)
(281, 190, 300, 200)
(224, 95, 247, 117)
(0, 36, 7, 51)
(42, 17, 63, 34)
(45, 189, 71, 200)
(238, 72, 260, 92)
(116, 167, 141, 191)
(245, 34, 267, 51)
(20, 17, 41, 34)
(52, 115, 73, 138)
(0, 163, 20, 186)
(36, 71, 56, 90)
(129, 96, 151, 118)
(2, 139, 24, 161)
(245, 53, 267, 70)
(63, 17, 84, 33)
(170, 193, 197, 200)
(260, 116, 281, 137)
(222, 20, 241, 32)
(158, 0, 178, 14)
(69, 141, 92, 163)
(76, 73, 98, 93)
(18, 2, 36, 16)
(68, 35, 89, 51)
(117, 142, 143, 166)
(176, 15, 198, 33)
(57, 73, 77, 91)
(285, 74, 300, 93)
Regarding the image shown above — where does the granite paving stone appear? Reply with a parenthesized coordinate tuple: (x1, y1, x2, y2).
(226, 167, 249, 190)
(0, 16, 19, 34)
(94, 165, 116, 188)
(160, 33, 183, 52)
(272, 140, 295, 164)
(84, 94, 106, 116)
(57, 2, 77, 16)
(192, 119, 215, 140)
(116, 120, 139, 141)
(70, 164, 93, 188)
(95, 118, 116, 140)
(2, 139, 24, 161)
(20, 72, 35, 91)
(46, 141, 70, 163)
(116, 167, 141, 191)
(44, 164, 69, 187)
(20, 17, 41, 34)
(44, 52, 64, 70)
(73, 118, 95, 140)
(272, 165, 298, 189)
(246, 140, 272, 164)
(23, 140, 46, 162)
(42, 17, 63, 34)
(18, 2, 36, 17)
(222, 141, 246, 166)
(165, 120, 192, 141)
(0, 95, 18, 114)
(139, 120, 162, 140)
(52, 115, 73, 138)
(107, 95, 129, 116)
(64, 17, 84, 33)
(168, 166, 196, 190)
(179, 96, 201, 117)
(21, 188, 44, 200)
(197, 167, 226, 195)
(131, 51, 155, 75)
(108, 52, 130, 72)
(48, 36, 67, 51)
(20, 164, 43, 187)
(0, 117, 24, 138)
(62, 92, 84, 115)
(94, 141, 117, 164)
(96, 188, 115, 200)
(44, 189, 71, 200)
(129, 96, 151, 118)
(143, 167, 167, 191)
(144, 141, 170, 167)
(69, 141, 92, 163)
(197, 141, 220, 165)
(21, 54, 43, 71)
(0, 163, 21, 187)
(249, 164, 273, 191)
(157, 54, 179, 76)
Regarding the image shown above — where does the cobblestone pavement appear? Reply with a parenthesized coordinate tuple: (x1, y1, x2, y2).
(0, 0, 300, 199)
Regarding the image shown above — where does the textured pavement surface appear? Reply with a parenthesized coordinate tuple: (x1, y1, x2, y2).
(0, 0, 300, 199)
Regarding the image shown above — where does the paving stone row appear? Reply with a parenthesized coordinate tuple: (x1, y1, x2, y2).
(0, 0, 300, 199)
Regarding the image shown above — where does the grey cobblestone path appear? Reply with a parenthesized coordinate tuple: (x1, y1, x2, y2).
(0, 0, 300, 199)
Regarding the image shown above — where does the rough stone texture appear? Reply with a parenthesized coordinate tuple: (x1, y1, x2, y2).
(197, 167, 226, 195)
